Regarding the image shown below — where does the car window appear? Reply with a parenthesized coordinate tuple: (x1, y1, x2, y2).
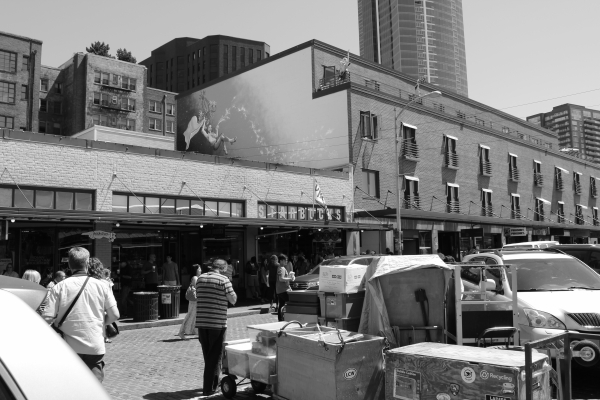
(506, 257, 600, 291)
(350, 258, 372, 265)
(560, 250, 590, 265)
(320, 259, 353, 266)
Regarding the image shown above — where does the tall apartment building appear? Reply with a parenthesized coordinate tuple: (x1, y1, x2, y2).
(0, 31, 42, 132)
(357, 0, 468, 96)
(140, 35, 270, 93)
(527, 104, 600, 163)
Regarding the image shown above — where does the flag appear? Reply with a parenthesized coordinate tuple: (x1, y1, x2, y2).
(314, 181, 327, 209)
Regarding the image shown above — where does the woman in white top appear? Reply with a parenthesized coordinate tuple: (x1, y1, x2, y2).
(179, 265, 202, 339)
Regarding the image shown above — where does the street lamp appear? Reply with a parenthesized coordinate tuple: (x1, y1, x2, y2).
(394, 90, 442, 255)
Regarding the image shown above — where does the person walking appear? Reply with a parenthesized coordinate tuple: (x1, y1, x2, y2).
(276, 255, 295, 322)
(43, 247, 119, 383)
(245, 257, 260, 300)
(179, 265, 202, 339)
(142, 254, 159, 292)
(162, 255, 180, 286)
(46, 270, 66, 290)
(195, 259, 237, 396)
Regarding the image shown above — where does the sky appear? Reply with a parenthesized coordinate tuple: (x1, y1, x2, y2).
(3, 0, 599, 120)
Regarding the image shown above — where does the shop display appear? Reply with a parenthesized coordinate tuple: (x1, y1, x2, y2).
(385, 343, 551, 400)
(318, 264, 368, 293)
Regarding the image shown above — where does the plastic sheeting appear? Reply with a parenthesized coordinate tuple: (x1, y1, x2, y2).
(358, 255, 453, 346)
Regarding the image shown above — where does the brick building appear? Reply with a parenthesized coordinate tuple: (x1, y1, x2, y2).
(0, 31, 42, 132)
(175, 39, 600, 256)
(140, 35, 270, 92)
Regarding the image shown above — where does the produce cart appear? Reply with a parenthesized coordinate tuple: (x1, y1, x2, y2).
(220, 321, 304, 398)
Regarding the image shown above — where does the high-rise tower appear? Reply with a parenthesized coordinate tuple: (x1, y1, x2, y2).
(358, 0, 468, 96)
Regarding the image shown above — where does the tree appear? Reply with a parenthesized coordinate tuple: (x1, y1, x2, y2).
(86, 41, 113, 58)
(116, 48, 137, 63)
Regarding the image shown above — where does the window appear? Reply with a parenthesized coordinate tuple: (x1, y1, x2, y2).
(446, 183, 459, 213)
(534, 198, 547, 222)
(481, 189, 492, 216)
(574, 172, 582, 194)
(257, 50, 262, 61)
(557, 201, 565, 223)
(510, 194, 521, 219)
(94, 71, 101, 83)
(53, 101, 62, 115)
(594, 207, 599, 226)
(444, 135, 458, 168)
(0, 81, 16, 103)
(112, 74, 120, 86)
(126, 119, 135, 131)
(121, 98, 135, 111)
(240, 48, 246, 68)
(21, 84, 28, 100)
(456, 110, 466, 119)
(232, 46, 237, 71)
(509, 153, 519, 181)
(362, 169, 379, 198)
(0, 115, 14, 129)
(401, 124, 419, 159)
(39, 99, 47, 112)
(360, 111, 379, 140)
(0, 186, 93, 210)
(122, 77, 136, 91)
(249, 48, 254, 64)
(38, 120, 47, 133)
(534, 160, 543, 186)
(165, 120, 175, 133)
(22, 55, 29, 71)
(93, 92, 100, 105)
(100, 93, 110, 107)
(479, 145, 491, 175)
(0, 50, 17, 73)
(56, 83, 62, 94)
(592, 177, 598, 198)
(223, 45, 228, 73)
(149, 100, 162, 113)
(166, 103, 175, 115)
(475, 118, 485, 126)
(149, 118, 162, 131)
(555, 167, 567, 191)
(404, 176, 420, 209)
(575, 204, 585, 225)
(101, 73, 109, 85)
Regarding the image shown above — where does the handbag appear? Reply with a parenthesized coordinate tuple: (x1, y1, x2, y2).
(52, 277, 90, 339)
(105, 322, 119, 338)
(185, 281, 196, 302)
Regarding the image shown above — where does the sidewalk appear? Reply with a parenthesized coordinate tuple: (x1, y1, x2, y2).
(116, 300, 273, 331)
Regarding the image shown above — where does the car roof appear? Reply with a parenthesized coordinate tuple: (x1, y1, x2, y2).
(502, 252, 573, 260)
(0, 276, 47, 311)
(0, 290, 111, 399)
(551, 244, 598, 248)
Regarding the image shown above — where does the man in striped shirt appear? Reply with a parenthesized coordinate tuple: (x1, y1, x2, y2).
(195, 258, 237, 396)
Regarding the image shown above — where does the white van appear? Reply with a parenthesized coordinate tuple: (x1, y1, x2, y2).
(503, 240, 558, 249)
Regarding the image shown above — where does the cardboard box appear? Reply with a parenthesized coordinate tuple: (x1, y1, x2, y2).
(385, 343, 551, 400)
(318, 265, 368, 293)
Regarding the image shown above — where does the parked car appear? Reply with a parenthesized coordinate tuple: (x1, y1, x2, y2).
(463, 250, 600, 368)
(290, 256, 374, 290)
(547, 244, 600, 274)
(0, 277, 111, 399)
(503, 240, 559, 249)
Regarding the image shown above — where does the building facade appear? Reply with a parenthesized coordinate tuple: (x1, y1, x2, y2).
(140, 35, 270, 93)
(0, 31, 42, 133)
(175, 39, 600, 257)
(527, 104, 600, 164)
(357, 0, 468, 96)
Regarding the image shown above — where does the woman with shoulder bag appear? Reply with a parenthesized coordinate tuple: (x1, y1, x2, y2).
(179, 265, 202, 339)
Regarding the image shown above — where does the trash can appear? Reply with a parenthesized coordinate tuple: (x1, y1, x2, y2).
(157, 285, 181, 319)
(132, 292, 159, 322)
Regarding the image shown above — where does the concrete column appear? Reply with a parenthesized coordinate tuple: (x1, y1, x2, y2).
(93, 222, 113, 270)
(346, 231, 359, 256)
(432, 228, 439, 254)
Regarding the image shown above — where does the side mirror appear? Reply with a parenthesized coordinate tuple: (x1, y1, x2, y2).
(484, 279, 496, 291)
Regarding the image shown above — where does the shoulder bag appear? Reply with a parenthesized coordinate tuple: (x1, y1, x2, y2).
(52, 276, 90, 339)
(185, 279, 197, 302)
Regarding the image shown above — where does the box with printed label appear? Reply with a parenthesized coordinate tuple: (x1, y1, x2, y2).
(318, 265, 368, 293)
(385, 343, 551, 400)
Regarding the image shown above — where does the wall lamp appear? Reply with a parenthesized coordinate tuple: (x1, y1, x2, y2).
(10, 218, 15, 223)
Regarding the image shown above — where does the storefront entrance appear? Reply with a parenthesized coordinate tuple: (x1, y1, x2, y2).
(438, 231, 460, 261)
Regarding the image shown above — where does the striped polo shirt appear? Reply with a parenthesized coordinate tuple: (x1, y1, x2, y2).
(195, 271, 234, 329)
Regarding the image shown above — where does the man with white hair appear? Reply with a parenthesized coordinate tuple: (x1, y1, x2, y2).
(195, 258, 237, 396)
(43, 247, 119, 382)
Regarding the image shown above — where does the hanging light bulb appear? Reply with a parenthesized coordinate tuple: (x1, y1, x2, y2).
(200, 224, 204, 228)
(115, 222, 120, 227)
(10, 218, 15, 223)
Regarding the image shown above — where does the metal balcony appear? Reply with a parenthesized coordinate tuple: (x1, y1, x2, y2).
(592, 186, 598, 199)
(481, 205, 494, 217)
(445, 151, 459, 169)
(535, 212, 545, 222)
(401, 140, 420, 160)
(480, 160, 492, 176)
(534, 173, 544, 187)
(557, 213, 565, 224)
(574, 182, 582, 195)
(509, 168, 520, 182)
(576, 214, 585, 225)
(556, 177, 565, 191)
(447, 200, 460, 214)
(403, 195, 421, 210)
(594, 218, 599, 226)
(511, 209, 522, 219)
(318, 71, 351, 91)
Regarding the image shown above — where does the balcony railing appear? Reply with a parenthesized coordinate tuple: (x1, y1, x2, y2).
(480, 160, 492, 176)
(401, 140, 420, 160)
(556, 177, 565, 191)
(511, 208, 522, 219)
(594, 218, 599, 226)
(447, 200, 460, 214)
(509, 168, 520, 182)
(534, 173, 544, 187)
(481, 204, 494, 217)
(576, 214, 585, 225)
(557, 213, 564, 224)
(534, 212, 545, 222)
(592, 186, 598, 199)
(318, 71, 351, 91)
(445, 151, 459, 169)
(574, 182, 582, 195)
(403, 195, 421, 210)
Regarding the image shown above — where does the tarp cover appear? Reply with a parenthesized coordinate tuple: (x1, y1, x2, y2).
(358, 255, 453, 345)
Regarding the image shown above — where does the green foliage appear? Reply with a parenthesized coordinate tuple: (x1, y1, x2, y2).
(116, 48, 137, 64)
(86, 41, 113, 58)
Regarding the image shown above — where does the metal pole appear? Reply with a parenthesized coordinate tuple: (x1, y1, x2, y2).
(394, 108, 402, 255)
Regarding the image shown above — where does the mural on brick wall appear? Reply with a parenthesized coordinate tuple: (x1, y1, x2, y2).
(177, 47, 349, 169)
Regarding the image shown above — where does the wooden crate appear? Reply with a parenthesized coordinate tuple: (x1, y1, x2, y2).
(385, 343, 551, 400)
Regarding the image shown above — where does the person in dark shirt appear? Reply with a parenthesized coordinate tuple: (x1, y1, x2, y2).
(142, 254, 159, 292)
(119, 261, 133, 317)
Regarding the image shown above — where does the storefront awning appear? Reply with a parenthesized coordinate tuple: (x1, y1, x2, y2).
(556, 166, 568, 173)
